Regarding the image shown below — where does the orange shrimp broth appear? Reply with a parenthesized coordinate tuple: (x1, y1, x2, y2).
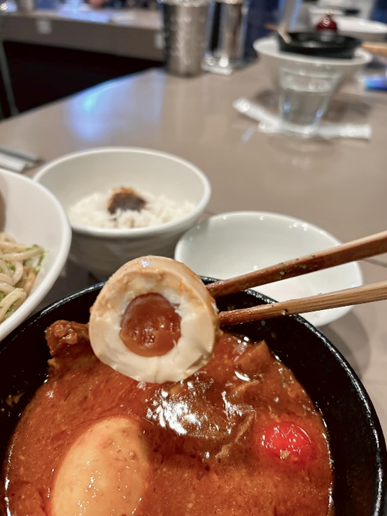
(2, 319, 333, 516)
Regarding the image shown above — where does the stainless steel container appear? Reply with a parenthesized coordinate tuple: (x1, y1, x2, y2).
(161, 0, 209, 77)
(203, 0, 249, 74)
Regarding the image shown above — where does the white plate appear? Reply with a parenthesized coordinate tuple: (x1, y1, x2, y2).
(253, 37, 372, 85)
(175, 211, 363, 327)
(0, 170, 71, 340)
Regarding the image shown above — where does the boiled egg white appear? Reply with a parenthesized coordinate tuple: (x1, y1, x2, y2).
(50, 416, 149, 516)
(89, 256, 220, 383)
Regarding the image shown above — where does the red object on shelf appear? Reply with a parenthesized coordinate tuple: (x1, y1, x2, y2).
(316, 13, 338, 31)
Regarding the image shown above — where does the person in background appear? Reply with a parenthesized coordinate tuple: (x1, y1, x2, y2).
(373, 0, 387, 23)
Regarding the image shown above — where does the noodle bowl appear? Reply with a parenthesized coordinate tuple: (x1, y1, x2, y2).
(0, 233, 44, 324)
(0, 168, 71, 342)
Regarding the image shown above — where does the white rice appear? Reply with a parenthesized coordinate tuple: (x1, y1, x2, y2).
(68, 187, 195, 229)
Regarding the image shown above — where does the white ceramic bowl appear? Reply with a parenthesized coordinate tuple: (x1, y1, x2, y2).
(253, 37, 372, 85)
(0, 169, 71, 341)
(175, 211, 363, 327)
(34, 148, 211, 280)
(337, 17, 387, 42)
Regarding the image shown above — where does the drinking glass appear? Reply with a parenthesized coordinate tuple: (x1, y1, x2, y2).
(278, 66, 342, 137)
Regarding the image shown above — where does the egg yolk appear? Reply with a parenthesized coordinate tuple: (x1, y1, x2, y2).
(120, 293, 181, 357)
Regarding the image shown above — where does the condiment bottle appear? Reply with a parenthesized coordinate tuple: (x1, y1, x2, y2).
(316, 13, 338, 32)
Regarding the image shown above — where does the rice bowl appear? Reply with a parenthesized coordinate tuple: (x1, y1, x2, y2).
(34, 148, 211, 279)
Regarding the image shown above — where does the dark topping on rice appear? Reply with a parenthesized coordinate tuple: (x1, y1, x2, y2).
(107, 187, 146, 214)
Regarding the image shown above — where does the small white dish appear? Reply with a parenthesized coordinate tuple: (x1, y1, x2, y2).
(175, 211, 363, 327)
(337, 17, 387, 42)
(0, 169, 71, 340)
(35, 147, 211, 280)
(254, 37, 372, 85)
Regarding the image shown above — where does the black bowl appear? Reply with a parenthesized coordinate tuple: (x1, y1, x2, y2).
(0, 281, 386, 515)
(278, 31, 362, 59)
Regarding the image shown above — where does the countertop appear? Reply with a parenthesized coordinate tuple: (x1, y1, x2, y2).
(0, 7, 163, 60)
(1, 63, 387, 440)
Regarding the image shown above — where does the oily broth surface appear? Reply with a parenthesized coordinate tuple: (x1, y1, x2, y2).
(2, 323, 334, 516)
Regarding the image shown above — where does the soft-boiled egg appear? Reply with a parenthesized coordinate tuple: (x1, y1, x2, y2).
(89, 256, 220, 383)
(51, 416, 149, 516)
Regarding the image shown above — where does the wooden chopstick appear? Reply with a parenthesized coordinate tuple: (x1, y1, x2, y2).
(207, 230, 387, 299)
(362, 42, 387, 56)
(218, 280, 387, 326)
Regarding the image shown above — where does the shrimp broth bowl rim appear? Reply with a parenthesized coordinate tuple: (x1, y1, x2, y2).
(0, 281, 386, 515)
(34, 147, 212, 240)
(175, 210, 364, 281)
(0, 170, 72, 341)
(175, 210, 364, 326)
